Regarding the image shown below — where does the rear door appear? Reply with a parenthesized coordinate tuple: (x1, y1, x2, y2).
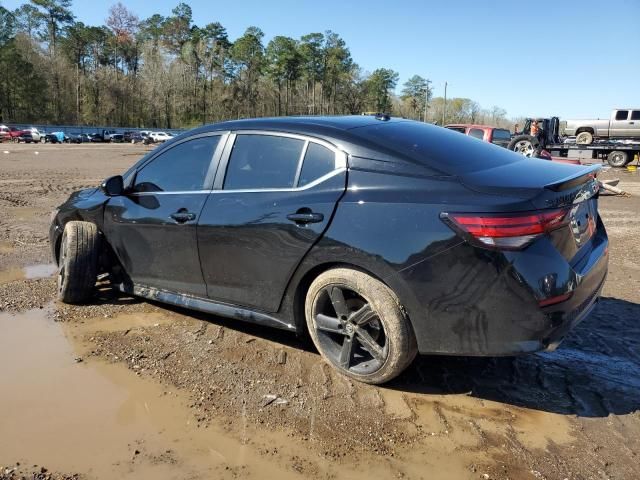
(197, 132, 347, 312)
(103, 133, 225, 296)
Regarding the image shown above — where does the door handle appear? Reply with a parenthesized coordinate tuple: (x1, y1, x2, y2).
(287, 212, 324, 224)
(170, 210, 196, 223)
(630, 122, 635, 125)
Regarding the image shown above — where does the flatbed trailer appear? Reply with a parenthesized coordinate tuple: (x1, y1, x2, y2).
(546, 140, 640, 167)
(508, 117, 640, 168)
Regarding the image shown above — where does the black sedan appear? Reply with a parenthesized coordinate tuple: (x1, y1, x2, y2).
(49, 116, 608, 384)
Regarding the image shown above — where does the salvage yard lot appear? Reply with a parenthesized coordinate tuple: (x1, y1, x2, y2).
(1, 143, 639, 479)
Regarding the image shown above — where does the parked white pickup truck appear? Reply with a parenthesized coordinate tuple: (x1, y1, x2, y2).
(565, 108, 640, 144)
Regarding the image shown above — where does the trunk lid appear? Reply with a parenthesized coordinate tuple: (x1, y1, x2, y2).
(460, 160, 601, 262)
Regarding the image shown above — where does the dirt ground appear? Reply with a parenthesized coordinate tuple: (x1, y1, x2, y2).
(0, 143, 639, 480)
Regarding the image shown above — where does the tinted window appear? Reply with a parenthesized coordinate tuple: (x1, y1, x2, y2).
(224, 135, 304, 190)
(469, 129, 485, 140)
(631, 110, 640, 120)
(298, 143, 336, 187)
(615, 110, 629, 121)
(446, 127, 465, 133)
(133, 136, 219, 192)
(491, 129, 512, 142)
(353, 121, 522, 175)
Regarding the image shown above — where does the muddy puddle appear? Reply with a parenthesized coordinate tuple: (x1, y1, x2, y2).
(0, 263, 57, 284)
(0, 307, 316, 479)
(0, 307, 488, 479)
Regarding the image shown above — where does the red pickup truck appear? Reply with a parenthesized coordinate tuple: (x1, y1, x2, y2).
(445, 124, 512, 148)
(445, 123, 580, 165)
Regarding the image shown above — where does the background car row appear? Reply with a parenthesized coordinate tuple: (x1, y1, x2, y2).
(0, 125, 175, 145)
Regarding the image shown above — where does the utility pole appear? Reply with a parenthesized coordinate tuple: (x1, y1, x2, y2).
(423, 79, 432, 123)
(442, 81, 448, 125)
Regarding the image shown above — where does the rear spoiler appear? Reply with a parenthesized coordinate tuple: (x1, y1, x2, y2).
(544, 164, 601, 192)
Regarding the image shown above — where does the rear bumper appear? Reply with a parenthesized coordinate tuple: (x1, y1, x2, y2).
(398, 227, 608, 356)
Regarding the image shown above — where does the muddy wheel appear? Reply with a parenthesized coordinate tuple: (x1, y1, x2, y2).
(575, 131, 594, 145)
(508, 135, 540, 158)
(57, 221, 100, 303)
(305, 268, 418, 384)
(607, 151, 629, 168)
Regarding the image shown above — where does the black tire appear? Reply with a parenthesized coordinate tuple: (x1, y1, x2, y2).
(508, 135, 540, 157)
(305, 268, 418, 384)
(607, 151, 629, 168)
(57, 221, 100, 303)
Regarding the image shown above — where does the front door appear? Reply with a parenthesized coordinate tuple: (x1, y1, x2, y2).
(104, 134, 224, 296)
(197, 133, 347, 312)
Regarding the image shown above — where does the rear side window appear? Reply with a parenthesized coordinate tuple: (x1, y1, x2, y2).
(298, 143, 336, 187)
(133, 136, 220, 192)
(631, 110, 640, 120)
(615, 110, 629, 120)
(469, 129, 485, 140)
(224, 135, 305, 190)
(491, 129, 512, 142)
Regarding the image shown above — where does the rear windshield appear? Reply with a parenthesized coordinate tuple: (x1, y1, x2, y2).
(351, 121, 522, 174)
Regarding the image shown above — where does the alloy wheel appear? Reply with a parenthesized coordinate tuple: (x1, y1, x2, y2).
(312, 285, 388, 375)
(513, 140, 535, 157)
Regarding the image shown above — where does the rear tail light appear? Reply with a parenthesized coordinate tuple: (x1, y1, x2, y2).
(440, 208, 570, 250)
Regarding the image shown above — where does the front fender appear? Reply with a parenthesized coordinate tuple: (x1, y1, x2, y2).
(49, 187, 110, 262)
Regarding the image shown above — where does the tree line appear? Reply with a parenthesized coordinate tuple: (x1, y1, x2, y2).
(0, 1, 512, 129)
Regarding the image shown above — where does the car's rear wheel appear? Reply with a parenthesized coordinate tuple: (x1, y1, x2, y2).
(57, 221, 100, 303)
(607, 150, 629, 168)
(576, 131, 594, 145)
(305, 268, 417, 384)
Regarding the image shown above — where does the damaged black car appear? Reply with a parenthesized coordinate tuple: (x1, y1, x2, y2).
(50, 116, 608, 384)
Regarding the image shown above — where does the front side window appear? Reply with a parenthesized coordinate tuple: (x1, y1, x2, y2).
(469, 128, 485, 140)
(298, 142, 336, 187)
(224, 135, 305, 190)
(615, 110, 629, 121)
(133, 136, 220, 192)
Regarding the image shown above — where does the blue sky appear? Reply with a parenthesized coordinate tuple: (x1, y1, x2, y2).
(3, 0, 639, 119)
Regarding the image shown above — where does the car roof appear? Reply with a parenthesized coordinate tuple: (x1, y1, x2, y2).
(191, 115, 403, 135)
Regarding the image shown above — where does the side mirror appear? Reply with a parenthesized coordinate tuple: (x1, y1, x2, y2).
(101, 175, 124, 196)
